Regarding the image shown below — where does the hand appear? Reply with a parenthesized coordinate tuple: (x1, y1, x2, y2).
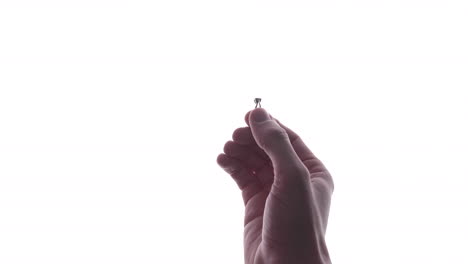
(217, 108, 334, 264)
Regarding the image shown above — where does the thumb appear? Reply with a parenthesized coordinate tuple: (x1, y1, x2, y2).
(248, 108, 308, 179)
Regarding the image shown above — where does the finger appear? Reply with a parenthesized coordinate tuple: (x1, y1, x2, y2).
(247, 109, 326, 172)
(246, 110, 315, 160)
(244, 110, 252, 126)
(232, 127, 270, 161)
(274, 119, 315, 159)
(248, 108, 309, 182)
(216, 153, 263, 205)
(223, 140, 269, 172)
(246, 109, 332, 188)
(232, 127, 256, 145)
(224, 140, 274, 187)
(273, 118, 330, 177)
(217, 153, 255, 190)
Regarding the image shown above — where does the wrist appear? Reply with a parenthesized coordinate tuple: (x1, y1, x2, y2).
(316, 235, 332, 264)
(255, 236, 331, 264)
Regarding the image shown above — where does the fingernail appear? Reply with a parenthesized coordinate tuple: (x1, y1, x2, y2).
(251, 108, 270, 122)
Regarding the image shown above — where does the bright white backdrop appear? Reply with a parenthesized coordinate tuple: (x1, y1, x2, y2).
(1, 1, 467, 263)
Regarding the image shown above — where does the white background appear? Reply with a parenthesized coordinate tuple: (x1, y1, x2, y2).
(1, 0, 467, 263)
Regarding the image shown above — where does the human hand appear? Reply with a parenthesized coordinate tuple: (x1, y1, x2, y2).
(217, 108, 334, 264)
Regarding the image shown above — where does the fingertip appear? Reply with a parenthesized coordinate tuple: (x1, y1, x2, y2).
(216, 153, 229, 167)
(273, 118, 299, 141)
(223, 140, 236, 155)
(232, 127, 255, 145)
(245, 109, 274, 126)
(244, 110, 252, 126)
(232, 127, 243, 141)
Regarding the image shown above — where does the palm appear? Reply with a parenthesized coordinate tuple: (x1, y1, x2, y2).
(243, 148, 332, 264)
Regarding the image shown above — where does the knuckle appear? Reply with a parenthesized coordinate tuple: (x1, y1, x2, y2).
(231, 127, 243, 141)
(228, 166, 244, 178)
(311, 171, 335, 192)
(262, 127, 289, 149)
(223, 140, 235, 154)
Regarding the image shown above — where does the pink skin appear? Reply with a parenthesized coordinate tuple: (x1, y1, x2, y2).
(217, 108, 334, 264)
